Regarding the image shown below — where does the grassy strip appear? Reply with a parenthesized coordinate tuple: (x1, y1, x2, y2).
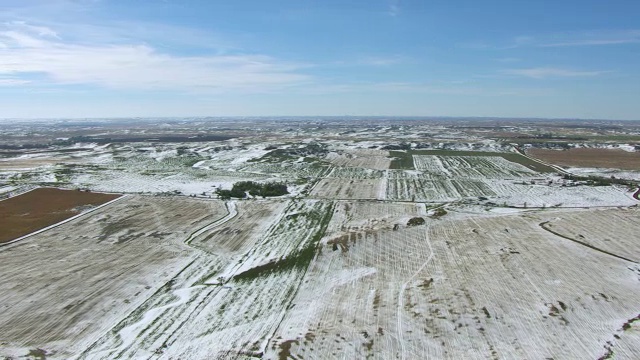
(232, 245, 316, 281)
(233, 202, 334, 282)
(389, 149, 556, 173)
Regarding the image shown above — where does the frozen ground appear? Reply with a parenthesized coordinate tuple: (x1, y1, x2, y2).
(0, 121, 638, 359)
(568, 166, 640, 181)
(265, 203, 640, 360)
(0, 196, 226, 359)
(325, 149, 391, 170)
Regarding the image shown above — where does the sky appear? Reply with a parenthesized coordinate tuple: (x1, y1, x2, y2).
(0, 0, 639, 120)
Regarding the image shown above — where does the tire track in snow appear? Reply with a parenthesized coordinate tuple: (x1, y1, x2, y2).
(185, 201, 238, 246)
(539, 220, 638, 264)
(78, 200, 238, 359)
(109, 286, 203, 358)
(397, 224, 433, 360)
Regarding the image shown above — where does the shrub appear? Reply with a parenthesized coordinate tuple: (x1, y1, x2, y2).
(430, 208, 447, 218)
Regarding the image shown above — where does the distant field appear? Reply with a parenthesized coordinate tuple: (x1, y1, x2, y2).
(324, 149, 391, 170)
(389, 150, 556, 173)
(311, 178, 383, 199)
(527, 148, 640, 170)
(0, 188, 120, 243)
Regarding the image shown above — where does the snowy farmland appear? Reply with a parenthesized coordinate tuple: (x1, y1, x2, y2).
(1, 118, 639, 359)
(265, 204, 640, 359)
(0, 196, 226, 359)
(325, 149, 392, 170)
(412, 155, 538, 178)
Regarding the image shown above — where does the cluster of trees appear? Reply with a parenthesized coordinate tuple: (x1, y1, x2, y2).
(381, 142, 412, 150)
(562, 174, 637, 188)
(216, 181, 288, 199)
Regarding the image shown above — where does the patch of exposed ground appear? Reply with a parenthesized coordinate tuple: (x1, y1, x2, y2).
(0, 187, 120, 243)
(527, 148, 640, 170)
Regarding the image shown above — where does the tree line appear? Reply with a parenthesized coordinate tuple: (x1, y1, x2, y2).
(216, 181, 288, 199)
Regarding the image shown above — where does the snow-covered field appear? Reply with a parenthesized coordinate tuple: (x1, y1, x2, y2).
(265, 203, 640, 359)
(325, 149, 391, 170)
(386, 170, 496, 201)
(568, 166, 640, 181)
(413, 155, 538, 178)
(68, 199, 333, 359)
(0, 196, 226, 359)
(311, 178, 384, 199)
(1, 126, 639, 359)
(488, 181, 637, 207)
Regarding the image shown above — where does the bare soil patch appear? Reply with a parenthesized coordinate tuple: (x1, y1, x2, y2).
(527, 148, 640, 170)
(0, 187, 120, 243)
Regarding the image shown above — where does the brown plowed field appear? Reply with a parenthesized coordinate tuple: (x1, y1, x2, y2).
(0, 187, 120, 243)
(527, 148, 640, 170)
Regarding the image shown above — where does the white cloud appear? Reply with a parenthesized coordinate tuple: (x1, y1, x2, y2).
(503, 67, 609, 79)
(0, 77, 30, 86)
(360, 55, 406, 66)
(8, 21, 60, 38)
(388, 0, 400, 16)
(301, 81, 553, 97)
(496, 57, 521, 63)
(0, 22, 310, 92)
(540, 30, 640, 47)
(503, 30, 640, 48)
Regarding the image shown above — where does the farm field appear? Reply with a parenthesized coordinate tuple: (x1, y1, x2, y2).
(528, 148, 640, 170)
(0, 118, 639, 359)
(390, 149, 557, 173)
(311, 178, 384, 199)
(0, 187, 120, 243)
(487, 180, 637, 208)
(265, 203, 640, 359)
(0, 196, 226, 359)
(325, 149, 391, 170)
(529, 207, 640, 263)
(78, 199, 333, 359)
(412, 155, 537, 178)
(386, 171, 496, 202)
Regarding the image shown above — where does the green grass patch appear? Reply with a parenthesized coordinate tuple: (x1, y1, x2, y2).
(389, 151, 414, 169)
(232, 244, 317, 281)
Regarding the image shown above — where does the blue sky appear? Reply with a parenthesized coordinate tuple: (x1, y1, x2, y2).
(1, 0, 639, 119)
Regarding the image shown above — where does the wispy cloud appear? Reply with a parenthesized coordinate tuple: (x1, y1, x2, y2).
(0, 77, 31, 86)
(503, 67, 609, 79)
(469, 30, 640, 50)
(7, 21, 60, 38)
(388, 0, 400, 17)
(496, 57, 521, 63)
(360, 55, 406, 66)
(301, 81, 553, 97)
(0, 22, 310, 92)
(539, 30, 640, 47)
(515, 30, 640, 48)
(457, 41, 491, 49)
